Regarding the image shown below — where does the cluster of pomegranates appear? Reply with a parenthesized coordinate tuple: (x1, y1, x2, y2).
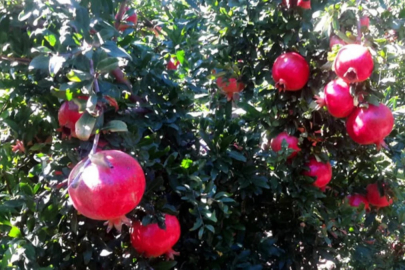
(268, 36, 394, 207)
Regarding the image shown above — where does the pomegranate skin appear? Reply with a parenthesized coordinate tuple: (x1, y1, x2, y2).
(297, 0, 311, 9)
(58, 96, 88, 138)
(361, 15, 370, 28)
(348, 194, 370, 210)
(272, 52, 310, 91)
(329, 35, 346, 49)
(270, 132, 301, 159)
(321, 79, 354, 118)
(334, 44, 374, 83)
(167, 58, 180, 70)
(303, 158, 332, 188)
(68, 150, 146, 230)
(117, 9, 137, 31)
(131, 214, 181, 259)
(366, 183, 393, 207)
(216, 77, 245, 99)
(346, 103, 394, 150)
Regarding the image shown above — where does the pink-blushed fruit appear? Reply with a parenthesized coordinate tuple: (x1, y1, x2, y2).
(68, 150, 146, 232)
(366, 183, 393, 207)
(315, 79, 354, 118)
(347, 194, 370, 211)
(131, 214, 181, 260)
(334, 44, 374, 83)
(58, 96, 88, 139)
(272, 52, 310, 91)
(270, 132, 301, 159)
(346, 103, 394, 150)
(303, 157, 332, 188)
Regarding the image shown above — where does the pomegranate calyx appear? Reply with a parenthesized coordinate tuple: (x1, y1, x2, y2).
(314, 95, 325, 109)
(376, 140, 389, 151)
(104, 215, 132, 233)
(165, 248, 180, 261)
(276, 79, 286, 92)
(343, 67, 359, 82)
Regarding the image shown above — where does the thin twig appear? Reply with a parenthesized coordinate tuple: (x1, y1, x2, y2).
(0, 56, 30, 65)
(356, 0, 362, 43)
(114, 1, 127, 29)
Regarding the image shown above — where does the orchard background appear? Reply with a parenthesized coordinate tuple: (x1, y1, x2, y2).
(1, 0, 405, 269)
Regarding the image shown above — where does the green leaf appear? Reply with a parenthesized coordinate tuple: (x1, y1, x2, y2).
(101, 120, 128, 132)
(75, 111, 97, 141)
(29, 55, 50, 71)
(96, 57, 119, 73)
(8, 226, 21, 238)
(181, 158, 193, 169)
(228, 150, 246, 162)
(101, 41, 132, 60)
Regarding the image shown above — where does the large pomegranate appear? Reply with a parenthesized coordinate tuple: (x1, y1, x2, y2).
(315, 79, 354, 118)
(366, 183, 393, 207)
(68, 150, 146, 232)
(270, 132, 301, 159)
(58, 96, 88, 138)
(272, 52, 310, 91)
(303, 158, 332, 188)
(334, 44, 374, 83)
(347, 194, 370, 211)
(346, 103, 394, 150)
(131, 214, 181, 260)
(216, 77, 245, 99)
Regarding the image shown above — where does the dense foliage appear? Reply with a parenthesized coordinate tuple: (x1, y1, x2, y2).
(1, 0, 405, 269)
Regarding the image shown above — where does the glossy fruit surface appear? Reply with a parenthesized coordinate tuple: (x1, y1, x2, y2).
(58, 96, 88, 138)
(131, 214, 181, 260)
(272, 52, 310, 91)
(270, 132, 301, 159)
(303, 158, 332, 188)
(366, 183, 393, 207)
(334, 44, 374, 83)
(346, 103, 394, 150)
(68, 150, 146, 232)
(348, 194, 370, 210)
(316, 79, 354, 118)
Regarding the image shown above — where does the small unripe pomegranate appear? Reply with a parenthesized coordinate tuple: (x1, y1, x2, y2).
(346, 103, 394, 150)
(68, 150, 146, 232)
(270, 132, 301, 159)
(167, 58, 180, 70)
(366, 183, 393, 207)
(131, 214, 181, 260)
(272, 52, 310, 91)
(303, 158, 332, 188)
(216, 77, 245, 100)
(334, 44, 374, 83)
(347, 194, 370, 211)
(315, 79, 354, 118)
(329, 35, 346, 49)
(58, 96, 88, 138)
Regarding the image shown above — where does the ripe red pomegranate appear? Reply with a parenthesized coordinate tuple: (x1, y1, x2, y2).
(366, 183, 393, 207)
(68, 150, 146, 232)
(347, 194, 370, 211)
(334, 44, 374, 83)
(216, 77, 245, 100)
(131, 214, 181, 260)
(58, 96, 88, 138)
(329, 35, 346, 49)
(270, 132, 301, 159)
(303, 158, 332, 188)
(315, 79, 354, 118)
(167, 58, 180, 70)
(116, 8, 137, 31)
(297, 0, 311, 9)
(272, 52, 310, 91)
(346, 103, 394, 150)
(360, 15, 370, 28)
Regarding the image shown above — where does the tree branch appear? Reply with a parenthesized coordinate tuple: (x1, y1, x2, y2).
(0, 56, 30, 65)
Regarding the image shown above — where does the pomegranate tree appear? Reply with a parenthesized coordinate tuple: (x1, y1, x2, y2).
(303, 158, 332, 188)
(68, 150, 146, 232)
(131, 214, 181, 260)
(216, 77, 245, 100)
(58, 96, 88, 139)
(315, 78, 354, 118)
(270, 132, 301, 159)
(347, 194, 370, 211)
(272, 52, 310, 91)
(346, 103, 394, 150)
(366, 183, 393, 207)
(334, 44, 374, 83)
